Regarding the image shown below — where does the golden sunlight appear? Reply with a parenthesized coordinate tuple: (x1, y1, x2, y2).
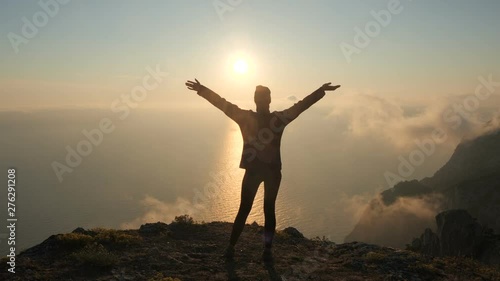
(233, 59, 248, 74)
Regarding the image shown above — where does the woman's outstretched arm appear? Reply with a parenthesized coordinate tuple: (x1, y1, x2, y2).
(279, 82, 341, 125)
(186, 78, 245, 123)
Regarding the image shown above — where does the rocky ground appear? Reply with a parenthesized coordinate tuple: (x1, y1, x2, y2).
(1, 216, 500, 281)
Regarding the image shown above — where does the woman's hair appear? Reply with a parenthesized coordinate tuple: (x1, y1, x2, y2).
(254, 85, 271, 104)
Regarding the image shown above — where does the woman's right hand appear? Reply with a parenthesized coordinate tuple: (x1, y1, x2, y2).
(186, 79, 202, 91)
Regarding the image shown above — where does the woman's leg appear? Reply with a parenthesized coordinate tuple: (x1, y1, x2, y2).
(263, 168, 282, 249)
(229, 168, 262, 246)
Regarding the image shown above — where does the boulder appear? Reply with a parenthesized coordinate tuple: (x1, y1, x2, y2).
(139, 222, 170, 234)
(411, 228, 440, 256)
(436, 209, 484, 257)
(282, 227, 305, 239)
(411, 209, 500, 265)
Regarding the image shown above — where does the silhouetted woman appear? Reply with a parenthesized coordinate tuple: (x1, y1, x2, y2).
(186, 79, 340, 262)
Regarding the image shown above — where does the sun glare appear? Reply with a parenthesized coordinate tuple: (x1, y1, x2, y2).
(233, 59, 248, 74)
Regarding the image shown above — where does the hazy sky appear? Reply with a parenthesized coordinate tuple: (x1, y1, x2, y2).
(1, 0, 499, 109)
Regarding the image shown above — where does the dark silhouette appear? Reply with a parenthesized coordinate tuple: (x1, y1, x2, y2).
(186, 79, 340, 262)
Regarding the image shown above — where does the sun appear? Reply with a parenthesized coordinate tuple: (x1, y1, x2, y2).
(233, 59, 248, 74)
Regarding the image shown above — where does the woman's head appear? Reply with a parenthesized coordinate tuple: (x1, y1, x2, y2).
(254, 85, 271, 105)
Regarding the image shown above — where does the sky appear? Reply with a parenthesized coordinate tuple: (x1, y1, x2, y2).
(1, 0, 499, 110)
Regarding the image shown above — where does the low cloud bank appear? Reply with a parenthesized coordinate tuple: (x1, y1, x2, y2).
(328, 93, 500, 151)
(121, 195, 198, 229)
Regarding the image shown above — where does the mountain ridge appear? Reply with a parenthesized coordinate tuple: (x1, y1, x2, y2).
(346, 129, 500, 249)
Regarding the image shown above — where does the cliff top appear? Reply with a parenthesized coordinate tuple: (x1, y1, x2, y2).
(1, 215, 499, 281)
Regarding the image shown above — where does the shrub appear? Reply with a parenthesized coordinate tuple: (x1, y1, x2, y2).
(57, 229, 141, 251)
(71, 243, 118, 268)
(364, 251, 386, 263)
(56, 233, 93, 250)
(173, 214, 194, 225)
(91, 228, 142, 247)
(412, 262, 441, 275)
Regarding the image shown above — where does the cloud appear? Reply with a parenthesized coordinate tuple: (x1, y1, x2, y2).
(337, 192, 379, 224)
(343, 192, 445, 247)
(381, 193, 444, 219)
(462, 109, 500, 141)
(327, 92, 500, 151)
(120, 195, 198, 229)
